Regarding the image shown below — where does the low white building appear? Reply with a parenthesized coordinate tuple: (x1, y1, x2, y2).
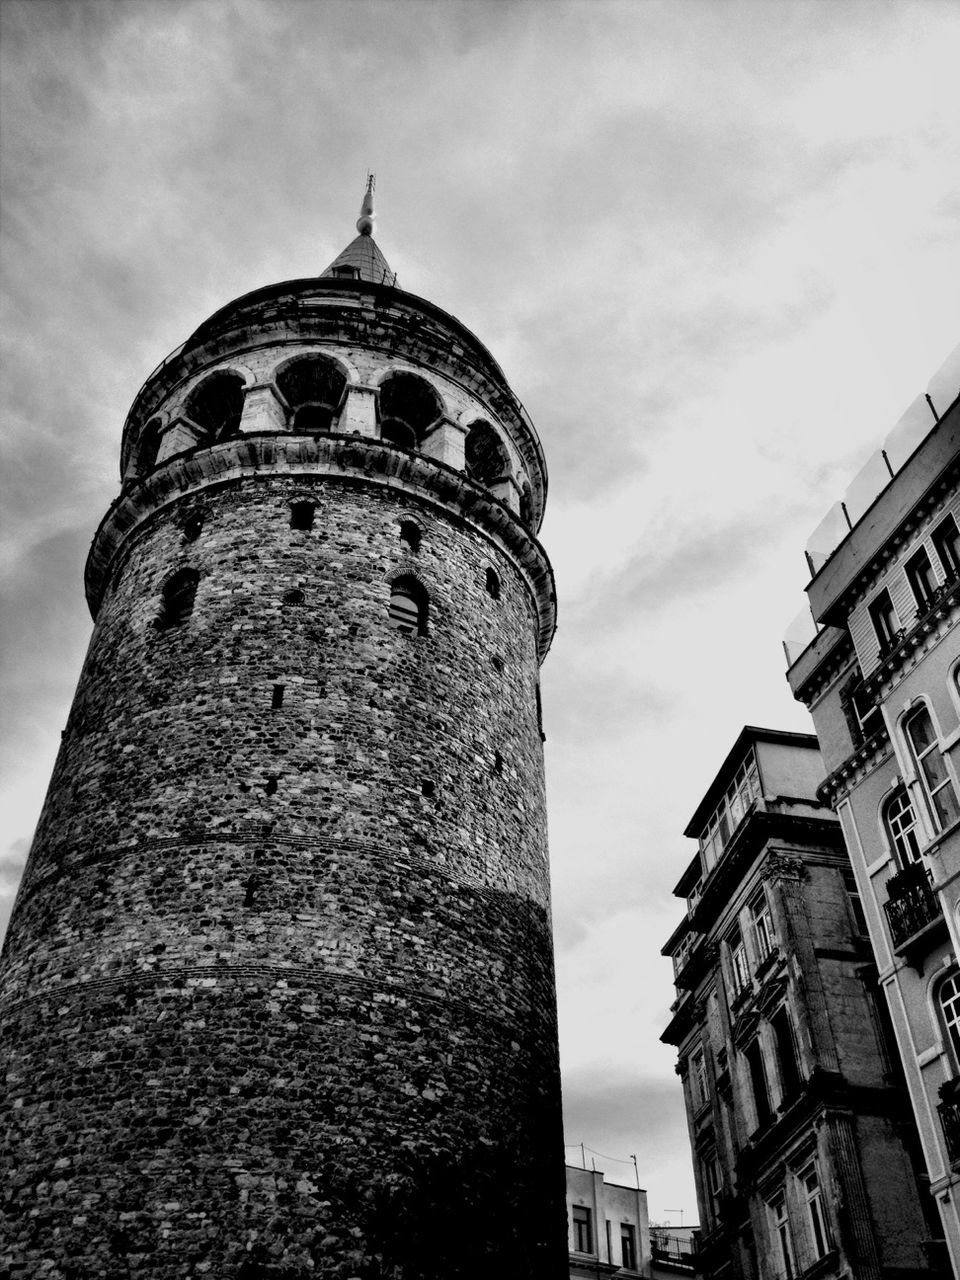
(567, 1165, 650, 1277)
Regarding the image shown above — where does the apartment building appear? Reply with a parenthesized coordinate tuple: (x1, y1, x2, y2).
(662, 728, 938, 1279)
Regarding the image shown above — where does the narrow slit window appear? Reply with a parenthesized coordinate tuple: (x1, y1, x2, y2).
(485, 567, 501, 599)
(290, 501, 315, 531)
(271, 684, 285, 709)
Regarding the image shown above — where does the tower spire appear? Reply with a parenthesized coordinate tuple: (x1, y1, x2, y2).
(321, 174, 397, 286)
(356, 172, 376, 236)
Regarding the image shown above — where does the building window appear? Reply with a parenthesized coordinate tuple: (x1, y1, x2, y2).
(290, 501, 315, 531)
(933, 513, 960, 580)
(388, 576, 429, 636)
(728, 927, 750, 997)
(771, 1006, 801, 1101)
(156, 568, 199, 628)
(800, 1165, 830, 1259)
(906, 546, 938, 611)
(378, 371, 443, 449)
(704, 1154, 723, 1221)
(905, 706, 960, 832)
(690, 1047, 708, 1108)
(621, 1223, 637, 1271)
(938, 971, 960, 1070)
(572, 1205, 592, 1254)
(464, 420, 510, 487)
(485, 567, 501, 599)
(769, 1195, 795, 1280)
(698, 750, 762, 869)
(750, 890, 775, 964)
(842, 868, 869, 936)
(884, 787, 922, 864)
(184, 370, 246, 444)
(745, 1039, 771, 1127)
(868, 588, 900, 654)
(276, 354, 347, 433)
(398, 519, 421, 551)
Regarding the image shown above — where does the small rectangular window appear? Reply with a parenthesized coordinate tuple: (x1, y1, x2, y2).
(728, 927, 749, 996)
(750, 890, 775, 964)
(769, 1195, 795, 1279)
(745, 1039, 771, 1127)
(290, 501, 315, 531)
(801, 1166, 830, 1259)
(906, 546, 938, 611)
(690, 1047, 708, 1108)
(933, 514, 960, 580)
(572, 1205, 593, 1254)
(868, 588, 900, 654)
(772, 1006, 801, 1100)
(842, 868, 868, 935)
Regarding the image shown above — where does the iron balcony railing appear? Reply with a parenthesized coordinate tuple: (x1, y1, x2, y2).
(884, 860, 942, 950)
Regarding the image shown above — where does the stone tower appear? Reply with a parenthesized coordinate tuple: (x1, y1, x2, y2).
(0, 181, 566, 1278)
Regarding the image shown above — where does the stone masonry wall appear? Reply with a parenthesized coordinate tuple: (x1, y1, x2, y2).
(1, 473, 567, 1278)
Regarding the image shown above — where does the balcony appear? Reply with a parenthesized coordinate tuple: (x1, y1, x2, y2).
(883, 860, 946, 965)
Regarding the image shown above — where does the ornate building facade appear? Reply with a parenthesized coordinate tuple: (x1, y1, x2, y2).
(662, 728, 940, 1280)
(0, 183, 567, 1277)
(787, 373, 960, 1274)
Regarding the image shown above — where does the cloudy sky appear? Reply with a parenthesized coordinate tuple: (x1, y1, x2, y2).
(2, 0, 959, 1223)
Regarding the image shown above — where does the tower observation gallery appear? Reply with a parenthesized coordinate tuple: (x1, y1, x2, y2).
(0, 182, 567, 1278)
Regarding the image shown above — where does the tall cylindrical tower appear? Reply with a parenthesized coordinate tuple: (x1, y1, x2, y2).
(0, 186, 565, 1278)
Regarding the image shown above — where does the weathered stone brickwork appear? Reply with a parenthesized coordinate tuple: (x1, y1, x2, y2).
(1, 264, 567, 1276)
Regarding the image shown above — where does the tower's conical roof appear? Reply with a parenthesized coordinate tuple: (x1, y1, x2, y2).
(321, 175, 397, 287)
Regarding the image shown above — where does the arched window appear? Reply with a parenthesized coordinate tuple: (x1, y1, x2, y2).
(399, 520, 421, 551)
(378, 372, 442, 449)
(388, 576, 428, 636)
(884, 788, 922, 865)
(156, 568, 199, 628)
(905, 706, 960, 832)
(276, 354, 347, 433)
(485, 567, 501, 600)
(519, 481, 534, 526)
(464, 421, 509, 487)
(290, 501, 315, 531)
(184, 371, 246, 443)
(938, 971, 960, 1069)
(136, 418, 164, 474)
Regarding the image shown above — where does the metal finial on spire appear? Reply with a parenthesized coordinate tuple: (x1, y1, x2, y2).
(356, 173, 376, 236)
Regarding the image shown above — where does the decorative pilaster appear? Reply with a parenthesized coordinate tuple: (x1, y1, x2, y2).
(422, 417, 468, 470)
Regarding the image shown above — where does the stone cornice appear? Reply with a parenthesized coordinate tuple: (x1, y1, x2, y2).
(85, 433, 558, 662)
(817, 724, 893, 809)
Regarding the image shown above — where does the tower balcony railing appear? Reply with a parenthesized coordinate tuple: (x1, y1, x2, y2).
(883, 860, 943, 952)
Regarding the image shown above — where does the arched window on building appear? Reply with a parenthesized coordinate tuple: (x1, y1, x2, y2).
(136, 417, 164, 474)
(485, 567, 501, 600)
(884, 788, 922, 865)
(519, 481, 534, 527)
(398, 520, 421, 552)
(156, 568, 199, 628)
(276, 354, 347, 433)
(184, 371, 246, 444)
(388, 576, 428, 636)
(938, 971, 960, 1070)
(378, 372, 442, 449)
(905, 706, 960, 832)
(464, 421, 509, 488)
